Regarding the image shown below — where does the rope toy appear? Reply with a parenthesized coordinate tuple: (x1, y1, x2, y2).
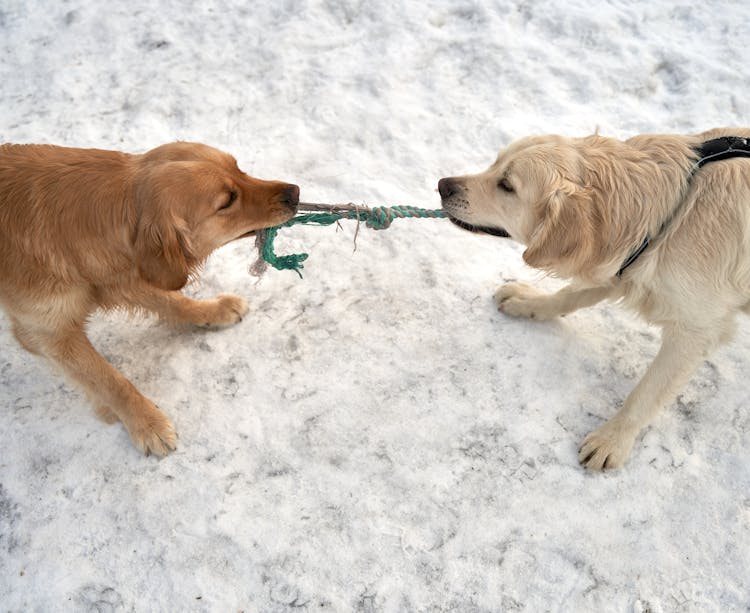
(251, 202, 447, 277)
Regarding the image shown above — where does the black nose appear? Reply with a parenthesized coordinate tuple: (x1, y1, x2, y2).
(438, 177, 461, 199)
(280, 184, 300, 209)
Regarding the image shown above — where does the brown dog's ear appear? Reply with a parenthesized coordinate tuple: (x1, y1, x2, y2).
(134, 166, 198, 291)
(522, 179, 598, 277)
(135, 209, 195, 290)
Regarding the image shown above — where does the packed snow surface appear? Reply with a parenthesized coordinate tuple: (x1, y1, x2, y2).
(1, 1, 749, 611)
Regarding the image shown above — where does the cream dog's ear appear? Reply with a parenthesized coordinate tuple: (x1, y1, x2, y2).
(522, 178, 599, 278)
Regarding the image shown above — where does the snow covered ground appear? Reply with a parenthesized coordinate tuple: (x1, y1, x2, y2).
(1, 1, 750, 610)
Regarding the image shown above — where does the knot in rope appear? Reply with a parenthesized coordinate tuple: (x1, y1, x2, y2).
(362, 206, 393, 229)
(251, 203, 448, 277)
(356, 205, 446, 229)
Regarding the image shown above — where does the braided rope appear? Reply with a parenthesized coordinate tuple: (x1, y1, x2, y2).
(354, 205, 447, 229)
(251, 202, 447, 277)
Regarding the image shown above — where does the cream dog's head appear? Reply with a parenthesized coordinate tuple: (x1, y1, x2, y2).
(439, 135, 615, 281)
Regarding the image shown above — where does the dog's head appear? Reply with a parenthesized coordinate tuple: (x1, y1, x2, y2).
(440, 135, 614, 281)
(133, 142, 299, 290)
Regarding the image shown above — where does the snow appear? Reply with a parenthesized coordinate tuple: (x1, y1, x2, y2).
(1, 1, 749, 611)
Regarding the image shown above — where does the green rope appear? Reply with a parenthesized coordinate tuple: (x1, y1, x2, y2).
(256, 205, 447, 277)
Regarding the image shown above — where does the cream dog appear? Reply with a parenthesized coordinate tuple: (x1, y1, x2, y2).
(439, 128, 750, 469)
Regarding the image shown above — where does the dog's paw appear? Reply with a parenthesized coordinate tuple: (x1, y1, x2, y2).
(198, 293, 249, 328)
(578, 419, 636, 470)
(122, 404, 177, 457)
(494, 282, 548, 319)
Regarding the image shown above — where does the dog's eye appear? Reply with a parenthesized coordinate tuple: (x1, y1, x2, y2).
(218, 190, 238, 211)
(498, 178, 514, 193)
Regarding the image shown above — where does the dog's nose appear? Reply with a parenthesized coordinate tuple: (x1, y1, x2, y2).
(279, 184, 300, 209)
(438, 177, 461, 199)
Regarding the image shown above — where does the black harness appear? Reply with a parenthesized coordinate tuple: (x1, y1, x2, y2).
(616, 136, 750, 277)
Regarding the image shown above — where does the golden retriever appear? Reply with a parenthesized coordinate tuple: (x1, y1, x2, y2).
(0, 142, 299, 455)
(439, 128, 750, 470)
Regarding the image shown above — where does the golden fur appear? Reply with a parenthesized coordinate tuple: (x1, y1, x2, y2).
(0, 141, 299, 455)
(440, 128, 750, 469)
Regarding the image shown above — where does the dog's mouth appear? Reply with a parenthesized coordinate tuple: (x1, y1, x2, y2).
(234, 207, 298, 241)
(446, 215, 510, 238)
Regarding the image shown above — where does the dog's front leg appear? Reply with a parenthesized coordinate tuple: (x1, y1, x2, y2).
(578, 324, 717, 470)
(40, 324, 177, 456)
(125, 287, 249, 328)
(495, 282, 615, 320)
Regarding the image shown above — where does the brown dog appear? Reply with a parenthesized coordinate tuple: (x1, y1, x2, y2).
(0, 141, 299, 455)
(440, 128, 750, 470)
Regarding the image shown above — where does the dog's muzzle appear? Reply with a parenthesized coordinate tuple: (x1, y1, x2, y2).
(438, 177, 510, 238)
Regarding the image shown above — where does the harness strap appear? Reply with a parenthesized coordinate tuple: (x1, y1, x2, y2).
(695, 136, 750, 167)
(616, 135, 750, 277)
(615, 236, 650, 277)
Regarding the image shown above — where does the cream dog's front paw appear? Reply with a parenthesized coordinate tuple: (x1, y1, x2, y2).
(494, 282, 550, 319)
(578, 418, 637, 470)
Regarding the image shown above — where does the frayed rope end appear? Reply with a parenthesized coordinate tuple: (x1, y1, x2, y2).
(251, 204, 447, 277)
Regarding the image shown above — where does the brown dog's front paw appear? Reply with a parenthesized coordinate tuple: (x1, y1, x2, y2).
(122, 404, 177, 457)
(578, 419, 636, 470)
(197, 293, 249, 328)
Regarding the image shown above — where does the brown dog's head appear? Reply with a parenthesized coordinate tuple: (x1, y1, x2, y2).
(439, 135, 615, 282)
(133, 142, 299, 290)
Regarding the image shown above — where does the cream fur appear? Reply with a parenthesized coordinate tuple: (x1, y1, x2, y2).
(441, 128, 750, 470)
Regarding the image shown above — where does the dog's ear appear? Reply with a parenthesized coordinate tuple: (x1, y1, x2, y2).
(135, 211, 195, 290)
(134, 165, 198, 291)
(522, 179, 599, 277)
